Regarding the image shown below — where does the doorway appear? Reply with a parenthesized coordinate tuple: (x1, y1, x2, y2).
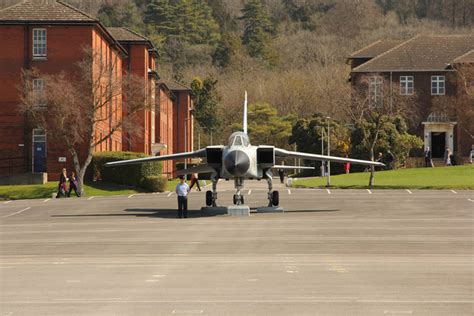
(431, 132, 446, 158)
(32, 129, 46, 173)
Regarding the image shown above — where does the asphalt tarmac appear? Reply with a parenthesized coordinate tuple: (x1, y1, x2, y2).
(1, 180, 473, 315)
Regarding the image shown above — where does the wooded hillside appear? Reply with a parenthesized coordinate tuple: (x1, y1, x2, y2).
(2, 0, 473, 145)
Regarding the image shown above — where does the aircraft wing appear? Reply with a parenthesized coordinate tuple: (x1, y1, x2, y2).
(271, 165, 315, 170)
(105, 149, 207, 167)
(176, 164, 216, 176)
(274, 148, 385, 167)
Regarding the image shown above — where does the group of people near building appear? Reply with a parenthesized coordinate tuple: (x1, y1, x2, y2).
(56, 168, 80, 198)
(423, 146, 465, 167)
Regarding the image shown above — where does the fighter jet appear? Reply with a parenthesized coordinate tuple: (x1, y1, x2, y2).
(106, 92, 384, 207)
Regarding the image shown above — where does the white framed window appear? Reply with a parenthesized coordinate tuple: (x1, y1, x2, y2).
(431, 76, 445, 95)
(33, 28, 47, 59)
(400, 76, 414, 95)
(369, 76, 383, 107)
(32, 78, 46, 108)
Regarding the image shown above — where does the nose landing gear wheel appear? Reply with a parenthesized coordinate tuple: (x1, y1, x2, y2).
(206, 191, 213, 206)
(233, 195, 244, 205)
(272, 191, 279, 206)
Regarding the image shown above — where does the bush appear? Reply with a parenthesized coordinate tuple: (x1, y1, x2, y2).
(141, 176, 167, 192)
(93, 151, 162, 187)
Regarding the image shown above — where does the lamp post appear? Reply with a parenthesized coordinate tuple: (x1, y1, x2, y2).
(326, 116, 331, 187)
(183, 114, 192, 181)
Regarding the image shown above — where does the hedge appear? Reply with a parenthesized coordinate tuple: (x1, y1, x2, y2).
(93, 152, 165, 191)
(141, 176, 167, 192)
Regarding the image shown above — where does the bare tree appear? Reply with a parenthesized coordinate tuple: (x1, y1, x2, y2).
(20, 47, 150, 195)
(347, 74, 421, 186)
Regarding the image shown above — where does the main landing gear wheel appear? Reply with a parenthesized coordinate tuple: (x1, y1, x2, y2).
(272, 191, 279, 206)
(233, 194, 244, 205)
(206, 191, 213, 206)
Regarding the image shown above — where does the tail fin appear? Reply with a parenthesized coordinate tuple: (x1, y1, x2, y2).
(243, 91, 248, 134)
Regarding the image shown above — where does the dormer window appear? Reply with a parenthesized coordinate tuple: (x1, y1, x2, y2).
(33, 28, 47, 59)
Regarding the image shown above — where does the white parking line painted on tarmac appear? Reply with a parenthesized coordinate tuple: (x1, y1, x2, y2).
(367, 189, 372, 194)
(326, 189, 331, 194)
(287, 189, 291, 195)
(172, 310, 204, 314)
(1, 207, 31, 218)
(167, 192, 173, 197)
(88, 196, 95, 200)
(4, 201, 12, 204)
(406, 189, 412, 194)
(468, 199, 474, 203)
(128, 194, 135, 199)
(451, 190, 457, 194)
(145, 279, 159, 282)
(43, 198, 50, 202)
(384, 311, 413, 314)
(248, 189, 252, 195)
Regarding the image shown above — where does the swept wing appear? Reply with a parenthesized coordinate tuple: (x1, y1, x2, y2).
(274, 148, 384, 167)
(105, 149, 207, 167)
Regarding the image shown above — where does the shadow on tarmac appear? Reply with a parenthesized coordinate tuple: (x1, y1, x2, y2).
(51, 208, 339, 219)
(51, 209, 220, 219)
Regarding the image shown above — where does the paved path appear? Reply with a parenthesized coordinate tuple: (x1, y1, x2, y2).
(1, 183, 473, 315)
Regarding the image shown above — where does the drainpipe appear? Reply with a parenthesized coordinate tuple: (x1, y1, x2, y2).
(24, 24, 31, 173)
(390, 71, 393, 109)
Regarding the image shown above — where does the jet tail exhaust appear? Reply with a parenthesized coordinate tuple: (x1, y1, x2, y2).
(243, 91, 248, 135)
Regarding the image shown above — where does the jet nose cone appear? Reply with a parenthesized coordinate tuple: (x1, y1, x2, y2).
(224, 150, 250, 176)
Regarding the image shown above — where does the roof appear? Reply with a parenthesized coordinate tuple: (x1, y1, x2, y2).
(0, 0, 128, 56)
(451, 49, 474, 64)
(163, 81, 192, 92)
(0, 0, 96, 23)
(107, 27, 148, 43)
(351, 35, 474, 73)
(349, 40, 403, 59)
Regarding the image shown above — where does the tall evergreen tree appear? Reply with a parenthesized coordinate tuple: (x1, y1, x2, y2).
(145, 0, 220, 44)
(97, 2, 144, 31)
(191, 77, 222, 135)
(239, 0, 275, 59)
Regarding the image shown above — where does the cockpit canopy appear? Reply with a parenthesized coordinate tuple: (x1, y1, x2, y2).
(229, 132, 250, 147)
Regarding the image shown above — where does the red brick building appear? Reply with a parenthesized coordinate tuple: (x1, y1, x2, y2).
(107, 27, 159, 156)
(348, 35, 474, 160)
(0, 0, 194, 181)
(156, 81, 195, 179)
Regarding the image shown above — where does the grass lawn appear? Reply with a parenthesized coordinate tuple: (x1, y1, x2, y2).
(292, 165, 474, 190)
(0, 179, 183, 201)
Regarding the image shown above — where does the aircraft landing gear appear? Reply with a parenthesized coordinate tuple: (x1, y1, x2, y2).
(205, 171, 219, 207)
(266, 169, 279, 207)
(233, 178, 244, 205)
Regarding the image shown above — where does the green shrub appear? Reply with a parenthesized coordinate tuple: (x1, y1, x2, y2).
(93, 151, 162, 187)
(141, 176, 167, 192)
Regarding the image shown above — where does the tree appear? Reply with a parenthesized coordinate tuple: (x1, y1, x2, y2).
(212, 32, 241, 68)
(97, 1, 145, 32)
(145, 0, 220, 45)
(191, 77, 222, 139)
(347, 76, 422, 186)
(20, 47, 150, 195)
(233, 102, 294, 149)
(290, 113, 350, 175)
(239, 0, 276, 60)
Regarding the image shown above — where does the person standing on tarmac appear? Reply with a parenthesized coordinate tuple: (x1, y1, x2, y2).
(189, 173, 201, 191)
(175, 176, 190, 218)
